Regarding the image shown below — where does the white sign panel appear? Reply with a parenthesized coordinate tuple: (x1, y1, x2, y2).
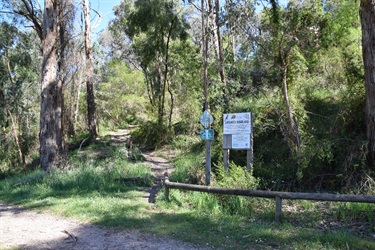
(223, 112, 251, 134)
(232, 134, 251, 149)
(200, 110, 214, 128)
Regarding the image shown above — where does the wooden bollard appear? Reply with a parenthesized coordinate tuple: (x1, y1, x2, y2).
(164, 172, 170, 201)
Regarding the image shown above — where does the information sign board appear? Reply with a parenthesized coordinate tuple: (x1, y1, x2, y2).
(223, 112, 251, 134)
(232, 134, 251, 149)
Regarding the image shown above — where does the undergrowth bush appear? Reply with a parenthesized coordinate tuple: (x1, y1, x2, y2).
(170, 151, 262, 216)
(215, 163, 259, 190)
(131, 121, 174, 149)
(334, 202, 375, 225)
(170, 152, 205, 184)
(229, 87, 371, 193)
(214, 163, 259, 216)
(111, 145, 144, 162)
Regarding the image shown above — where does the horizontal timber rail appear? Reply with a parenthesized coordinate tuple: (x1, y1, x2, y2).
(163, 173, 375, 221)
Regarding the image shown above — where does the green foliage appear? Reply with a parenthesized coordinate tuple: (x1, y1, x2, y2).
(131, 121, 175, 149)
(0, 22, 40, 176)
(215, 163, 259, 190)
(219, 0, 367, 193)
(213, 163, 259, 216)
(112, 0, 193, 127)
(334, 202, 375, 225)
(230, 75, 367, 192)
(170, 151, 205, 184)
(97, 59, 149, 129)
(321, 0, 360, 48)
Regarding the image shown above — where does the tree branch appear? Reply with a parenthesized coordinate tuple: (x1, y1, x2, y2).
(14, 0, 43, 40)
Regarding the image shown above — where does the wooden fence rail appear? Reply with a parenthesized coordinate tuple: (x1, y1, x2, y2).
(163, 174, 375, 221)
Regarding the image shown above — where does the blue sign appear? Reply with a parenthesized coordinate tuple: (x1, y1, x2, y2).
(200, 129, 214, 140)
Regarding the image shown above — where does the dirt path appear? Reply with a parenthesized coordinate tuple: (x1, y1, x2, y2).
(0, 129, 211, 250)
(142, 149, 175, 203)
(106, 128, 176, 203)
(0, 203, 209, 250)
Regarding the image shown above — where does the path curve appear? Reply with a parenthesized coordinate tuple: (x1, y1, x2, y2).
(1, 129, 212, 250)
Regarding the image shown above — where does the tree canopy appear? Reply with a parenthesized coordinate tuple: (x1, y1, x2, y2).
(0, 0, 373, 193)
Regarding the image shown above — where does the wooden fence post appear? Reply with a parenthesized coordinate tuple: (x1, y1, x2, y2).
(223, 149, 229, 171)
(247, 150, 253, 173)
(247, 113, 254, 173)
(275, 196, 282, 222)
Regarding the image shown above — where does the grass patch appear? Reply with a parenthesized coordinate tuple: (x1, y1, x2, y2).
(0, 141, 374, 250)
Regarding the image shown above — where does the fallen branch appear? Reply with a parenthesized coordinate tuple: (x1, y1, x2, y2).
(79, 137, 90, 151)
(62, 230, 78, 243)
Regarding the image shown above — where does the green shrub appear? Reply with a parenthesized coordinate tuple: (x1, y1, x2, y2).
(170, 152, 205, 184)
(214, 163, 259, 216)
(131, 121, 174, 149)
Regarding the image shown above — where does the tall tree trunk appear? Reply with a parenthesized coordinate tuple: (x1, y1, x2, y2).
(281, 62, 291, 123)
(214, 0, 229, 112)
(281, 58, 300, 150)
(202, 0, 209, 111)
(168, 81, 174, 128)
(6, 106, 25, 168)
(145, 68, 155, 108)
(83, 0, 98, 136)
(360, 0, 375, 170)
(163, 18, 174, 128)
(226, 0, 236, 62)
(73, 76, 82, 132)
(6, 59, 26, 168)
(156, 53, 164, 126)
(40, 0, 63, 171)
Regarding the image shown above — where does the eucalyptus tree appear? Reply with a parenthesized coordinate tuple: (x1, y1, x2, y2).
(0, 0, 75, 170)
(257, 0, 326, 152)
(184, 0, 232, 112)
(360, 0, 375, 170)
(220, 0, 260, 100)
(97, 59, 148, 128)
(111, 0, 190, 127)
(0, 22, 40, 171)
(83, 0, 98, 137)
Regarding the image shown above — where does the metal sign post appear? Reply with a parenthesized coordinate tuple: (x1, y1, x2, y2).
(200, 110, 214, 185)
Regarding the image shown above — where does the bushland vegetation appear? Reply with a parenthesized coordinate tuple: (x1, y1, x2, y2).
(0, 1, 374, 246)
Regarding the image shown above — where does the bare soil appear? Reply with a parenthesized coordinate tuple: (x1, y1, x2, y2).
(0, 129, 211, 250)
(0, 203, 209, 250)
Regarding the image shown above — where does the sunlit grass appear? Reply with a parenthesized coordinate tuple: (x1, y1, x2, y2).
(0, 142, 374, 250)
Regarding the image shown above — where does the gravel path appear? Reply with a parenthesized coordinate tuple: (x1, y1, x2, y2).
(0, 129, 212, 250)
